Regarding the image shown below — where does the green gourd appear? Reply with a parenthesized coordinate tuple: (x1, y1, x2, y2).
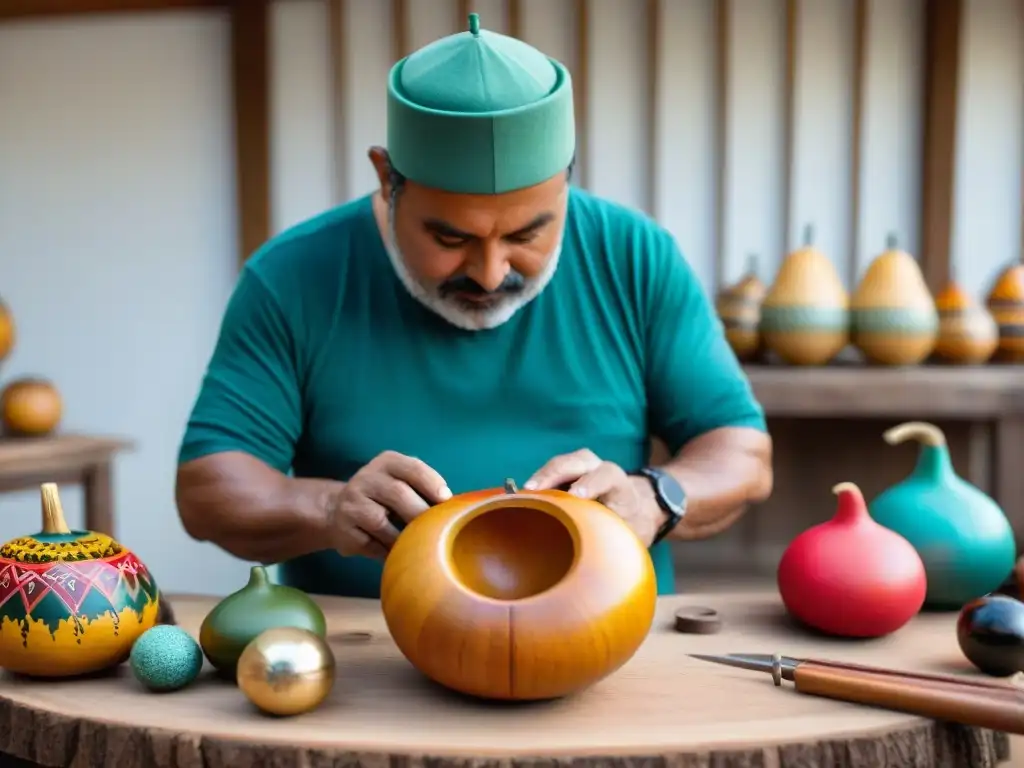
(199, 565, 327, 678)
(868, 421, 1017, 610)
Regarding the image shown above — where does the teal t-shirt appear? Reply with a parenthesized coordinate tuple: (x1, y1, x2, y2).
(179, 189, 766, 597)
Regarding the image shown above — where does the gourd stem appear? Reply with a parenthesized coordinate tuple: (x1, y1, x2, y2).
(504, 478, 518, 494)
(745, 253, 759, 276)
(830, 481, 867, 524)
(885, 232, 898, 250)
(802, 224, 814, 247)
(883, 421, 946, 447)
(247, 565, 270, 588)
(40, 483, 71, 535)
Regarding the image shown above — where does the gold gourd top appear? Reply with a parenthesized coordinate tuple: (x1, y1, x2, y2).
(0, 483, 123, 564)
(934, 279, 975, 312)
(851, 234, 935, 311)
(765, 225, 848, 308)
(986, 263, 1024, 304)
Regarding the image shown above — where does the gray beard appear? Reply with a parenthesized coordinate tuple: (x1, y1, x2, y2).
(383, 201, 563, 332)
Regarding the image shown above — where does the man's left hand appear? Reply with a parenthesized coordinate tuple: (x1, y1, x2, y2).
(523, 449, 664, 547)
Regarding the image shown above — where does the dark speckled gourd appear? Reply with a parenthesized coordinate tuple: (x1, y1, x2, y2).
(199, 565, 327, 678)
(850, 235, 937, 366)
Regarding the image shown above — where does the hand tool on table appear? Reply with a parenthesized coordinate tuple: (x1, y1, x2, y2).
(690, 652, 1024, 735)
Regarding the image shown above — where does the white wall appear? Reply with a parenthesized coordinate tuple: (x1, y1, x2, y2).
(0, 0, 1020, 595)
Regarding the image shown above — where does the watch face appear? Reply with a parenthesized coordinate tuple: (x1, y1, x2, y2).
(656, 474, 686, 513)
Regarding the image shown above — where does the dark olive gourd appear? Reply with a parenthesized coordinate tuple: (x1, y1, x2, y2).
(199, 565, 327, 678)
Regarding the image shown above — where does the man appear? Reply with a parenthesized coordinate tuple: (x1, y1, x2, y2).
(175, 14, 773, 597)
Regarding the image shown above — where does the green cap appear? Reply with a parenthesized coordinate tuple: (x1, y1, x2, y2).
(387, 13, 575, 195)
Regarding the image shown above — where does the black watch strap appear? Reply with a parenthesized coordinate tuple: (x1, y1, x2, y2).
(633, 466, 687, 546)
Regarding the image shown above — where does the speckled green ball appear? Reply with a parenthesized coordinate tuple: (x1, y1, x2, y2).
(130, 625, 204, 692)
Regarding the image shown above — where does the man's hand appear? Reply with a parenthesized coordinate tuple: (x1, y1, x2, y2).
(328, 451, 451, 560)
(524, 449, 664, 546)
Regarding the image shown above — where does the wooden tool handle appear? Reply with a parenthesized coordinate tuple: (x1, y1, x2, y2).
(794, 662, 1024, 735)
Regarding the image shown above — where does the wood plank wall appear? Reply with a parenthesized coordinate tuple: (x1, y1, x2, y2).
(4, 0, 1020, 576)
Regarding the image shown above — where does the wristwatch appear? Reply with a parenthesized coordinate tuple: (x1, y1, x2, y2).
(632, 467, 687, 545)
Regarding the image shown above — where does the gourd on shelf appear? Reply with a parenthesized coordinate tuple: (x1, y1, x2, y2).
(381, 478, 657, 700)
(0, 483, 161, 677)
(868, 422, 1017, 609)
(760, 225, 849, 366)
(715, 254, 766, 362)
(0, 377, 62, 437)
(985, 262, 1024, 362)
(850, 234, 938, 366)
(932, 276, 998, 364)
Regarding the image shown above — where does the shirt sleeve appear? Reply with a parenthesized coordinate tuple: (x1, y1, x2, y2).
(177, 266, 302, 473)
(643, 229, 767, 455)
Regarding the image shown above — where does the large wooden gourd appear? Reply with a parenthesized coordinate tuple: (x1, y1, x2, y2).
(985, 263, 1024, 362)
(380, 479, 657, 701)
(0, 484, 161, 677)
(760, 225, 849, 366)
(850, 235, 938, 366)
(715, 254, 767, 362)
(933, 278, 998, 364)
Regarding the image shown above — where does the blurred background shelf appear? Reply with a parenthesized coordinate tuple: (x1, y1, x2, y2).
(746, 363, 1024, 417)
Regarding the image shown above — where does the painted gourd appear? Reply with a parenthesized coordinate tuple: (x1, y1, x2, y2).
(380, 479, 657, 701)
(868, 421, 1017, 609)
(0, 483, 160, 677)
(0, 377, 63, 437)
(716, 254, 767, 362)
(777, 481, 926, 638)
(985, 263, 1024, 362)
(199, 564, 327, 678)
(760, 225, 849, 366)
(850, 234, 938, 365)
(0, 298, 14, 364)
(933, 278, 999, 364)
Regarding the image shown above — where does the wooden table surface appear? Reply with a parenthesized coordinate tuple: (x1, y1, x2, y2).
(0, 590, 1011, 768)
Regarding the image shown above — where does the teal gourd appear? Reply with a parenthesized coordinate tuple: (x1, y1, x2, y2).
(868, 421, 1017, 609)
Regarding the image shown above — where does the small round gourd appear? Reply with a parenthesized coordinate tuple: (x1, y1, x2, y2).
(380, 479, 657, 701)
(0, 377, 62, 437)
(130, 625, 203, 692)
(0, 483, 161, 677)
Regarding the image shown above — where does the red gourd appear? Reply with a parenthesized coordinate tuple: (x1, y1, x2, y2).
(777, 481, 927, 638)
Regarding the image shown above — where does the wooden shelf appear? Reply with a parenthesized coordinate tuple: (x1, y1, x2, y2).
(0, 0, 225, 21)
(745, 363, 1024, 419)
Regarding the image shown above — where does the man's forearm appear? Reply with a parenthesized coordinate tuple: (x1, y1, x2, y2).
(658, 427, 773, 540)
(175, 451, 341, 563)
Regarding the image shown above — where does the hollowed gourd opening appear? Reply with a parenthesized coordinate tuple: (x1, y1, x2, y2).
(450, 505, 576, 601)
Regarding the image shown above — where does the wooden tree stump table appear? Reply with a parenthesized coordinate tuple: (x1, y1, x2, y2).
(0, 591, 1012, 768)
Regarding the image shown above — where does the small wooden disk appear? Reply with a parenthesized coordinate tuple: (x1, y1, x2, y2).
(674, 606, 722, 634)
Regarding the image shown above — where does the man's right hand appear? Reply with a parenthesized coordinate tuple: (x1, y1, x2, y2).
(327, 451, 451, 560)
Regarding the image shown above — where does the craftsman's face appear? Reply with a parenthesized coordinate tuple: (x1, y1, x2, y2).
(369, 147, 569, 331)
